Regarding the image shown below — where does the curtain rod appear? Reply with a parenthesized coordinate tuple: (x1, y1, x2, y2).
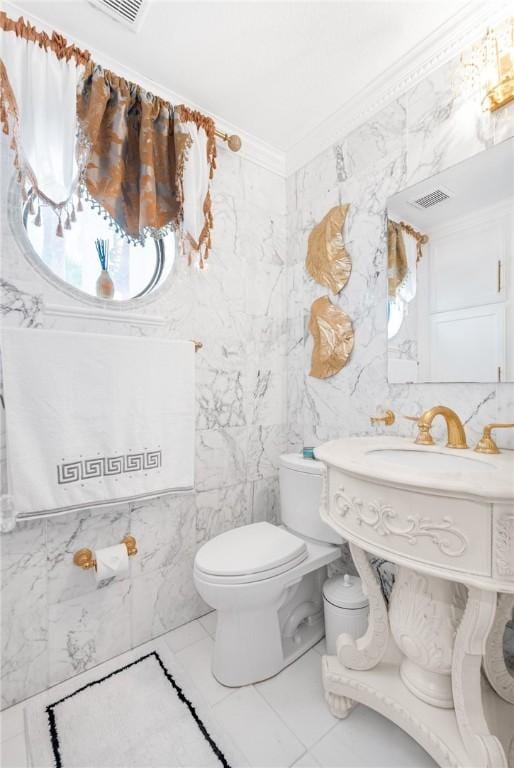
(1, 11, 242, 152)
(214, 129, 242, 152)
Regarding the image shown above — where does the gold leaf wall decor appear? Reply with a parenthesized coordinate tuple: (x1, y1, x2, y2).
(306, 204, 351, 293)
(309, 296, 354, 379)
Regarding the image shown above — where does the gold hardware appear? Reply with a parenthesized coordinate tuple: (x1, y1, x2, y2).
(402, 414, 421, 422)
(370, 410, 395, 426)
(122, 535, 138, 557)
(73, 548, 96, 570)
(399, 221, 429, 263)
(73, 535, 138, 571)
(458, 18, 514, 113)
(474, 423, 514, 454)
(214, 129, 241, 152)
(415, 405, 468, 449)
(192, 340, 203, 352)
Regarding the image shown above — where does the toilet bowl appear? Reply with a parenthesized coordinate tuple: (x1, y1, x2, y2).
(193, 453, 341, 687)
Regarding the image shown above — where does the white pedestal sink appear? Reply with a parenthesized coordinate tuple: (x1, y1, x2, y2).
(315, 436, 514, 768)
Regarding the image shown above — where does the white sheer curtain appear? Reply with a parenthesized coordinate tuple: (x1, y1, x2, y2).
(0, 27, 84, 208)
(180, 121, 210, 251)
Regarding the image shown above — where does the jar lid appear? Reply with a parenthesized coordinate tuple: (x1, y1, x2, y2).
(323, 574, 368, 609)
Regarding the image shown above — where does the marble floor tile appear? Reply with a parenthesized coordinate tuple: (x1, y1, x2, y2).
(310, 705, 437, 768)
(0, 702, 25, 742)
(312, 638, 327, 656)
(213, 685, 305, 768)
(175, 636, 234, 708)
(256, 649, 338, 749)
(292, 752, 322, 768)
(0, 732, 27, 768)
(164, 619, 208, 653)
(198, 611, 217, 637)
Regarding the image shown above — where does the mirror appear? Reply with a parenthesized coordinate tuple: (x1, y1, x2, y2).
(386, 138, 514, 383)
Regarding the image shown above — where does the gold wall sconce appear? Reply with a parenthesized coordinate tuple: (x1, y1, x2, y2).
(459, 16, 514, 112)
(73, 535, 138, 571)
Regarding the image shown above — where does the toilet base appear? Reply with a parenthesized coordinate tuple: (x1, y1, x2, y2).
(211, 567, 327, 687)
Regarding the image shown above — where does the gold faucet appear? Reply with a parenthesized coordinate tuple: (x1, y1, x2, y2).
(474, 423, 514, 454)
(415, 406, 468, 449)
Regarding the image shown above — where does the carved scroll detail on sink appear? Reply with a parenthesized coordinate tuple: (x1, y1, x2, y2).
(334, 489, 468, 557)
(494, 512, 514, 578)
(483, 593, 514, 704)
(337, 543, 389, 671)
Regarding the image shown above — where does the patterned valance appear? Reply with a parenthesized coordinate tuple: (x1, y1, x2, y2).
(77, 66, 189, 242)
(387, 219, 407, 298)
(0, 11, 219, 262)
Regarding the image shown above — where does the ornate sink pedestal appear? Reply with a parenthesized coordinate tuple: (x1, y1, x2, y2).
(316, 437, 514, 768)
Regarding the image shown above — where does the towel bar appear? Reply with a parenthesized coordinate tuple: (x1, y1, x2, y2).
(73, 535, 138, 571)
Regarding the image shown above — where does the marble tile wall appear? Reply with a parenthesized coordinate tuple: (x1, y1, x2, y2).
(286, 55, 514, 458)
(0, 140, 288, 708)
(3, 39, 514, 712)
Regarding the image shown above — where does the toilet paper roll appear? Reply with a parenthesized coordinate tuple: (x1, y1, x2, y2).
(94, 543, 129, 582)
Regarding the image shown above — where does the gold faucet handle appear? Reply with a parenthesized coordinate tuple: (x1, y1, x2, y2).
(402, 414, 434, 445)
(474, 423, 514, 454)
(370, 409, 395, 426)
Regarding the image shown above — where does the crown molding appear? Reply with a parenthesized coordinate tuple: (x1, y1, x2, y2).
(285, 0, 514, 176)
(2, 1, 286, 177)
(3, 0, 513, 180)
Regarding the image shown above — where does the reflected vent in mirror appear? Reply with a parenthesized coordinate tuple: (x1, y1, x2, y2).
(409, 187, 453, 210)
(88, 0, 146, 29)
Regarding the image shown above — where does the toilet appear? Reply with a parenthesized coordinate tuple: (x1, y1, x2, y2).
(193, 453, 341, 687)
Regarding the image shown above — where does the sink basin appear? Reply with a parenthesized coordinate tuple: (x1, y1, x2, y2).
(366, 448, 496, 473)
(314, 436, 514, 501)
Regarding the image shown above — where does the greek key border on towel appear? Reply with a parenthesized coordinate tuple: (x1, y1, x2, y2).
(57, 450, 162, 484)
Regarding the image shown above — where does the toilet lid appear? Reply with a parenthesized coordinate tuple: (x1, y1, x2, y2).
(195, 522, 307, 579)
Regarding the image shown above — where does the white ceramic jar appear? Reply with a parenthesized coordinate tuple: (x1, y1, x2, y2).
(322, 574, 369, 654)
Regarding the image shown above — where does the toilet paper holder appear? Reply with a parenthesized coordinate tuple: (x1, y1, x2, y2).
(73, 535, 138, 571)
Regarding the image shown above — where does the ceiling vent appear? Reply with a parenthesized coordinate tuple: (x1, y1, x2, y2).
(409, 186, 453, 210)
(88, 0, 147, 31)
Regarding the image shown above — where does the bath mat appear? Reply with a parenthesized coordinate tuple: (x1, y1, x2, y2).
(27, 644, 236, 768)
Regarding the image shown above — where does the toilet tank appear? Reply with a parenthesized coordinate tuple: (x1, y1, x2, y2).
(279, 454, 341, 544)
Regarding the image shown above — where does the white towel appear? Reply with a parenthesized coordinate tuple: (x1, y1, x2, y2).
(1, 328, 195, 520)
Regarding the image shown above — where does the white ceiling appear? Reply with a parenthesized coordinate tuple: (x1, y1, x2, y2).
(9, 0, 471, 156)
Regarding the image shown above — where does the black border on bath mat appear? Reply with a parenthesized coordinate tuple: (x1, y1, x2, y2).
(45, 651, 231, 768)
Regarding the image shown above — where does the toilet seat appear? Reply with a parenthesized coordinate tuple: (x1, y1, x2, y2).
(194, 522, 308, 585)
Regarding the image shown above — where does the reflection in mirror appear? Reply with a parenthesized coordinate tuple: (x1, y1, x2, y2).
(387, 138, 514, 383)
